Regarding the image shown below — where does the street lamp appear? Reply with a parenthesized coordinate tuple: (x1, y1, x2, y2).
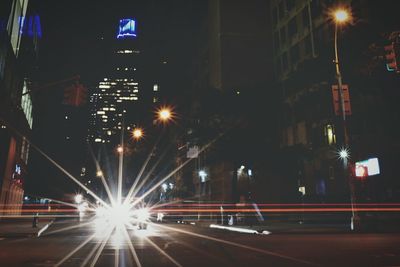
(333, 8, 350, 146)
(96, 170, 103, 177)
(334, 9, 349, 24)
(117, 145, 123, 154)
(157, 107, 173, 122)
(332, 8, 358, 230)
(132, 127, 143, 140)
(338, 148, 350, 161)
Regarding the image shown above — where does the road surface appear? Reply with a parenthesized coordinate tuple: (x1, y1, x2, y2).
(0, 219, 400, 266)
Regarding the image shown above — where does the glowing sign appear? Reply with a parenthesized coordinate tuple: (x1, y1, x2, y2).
(19, 15, 42, 38)
(117, 19, 136, 39)
(355, 158, 380, 177)
(12, 164, 22, 179)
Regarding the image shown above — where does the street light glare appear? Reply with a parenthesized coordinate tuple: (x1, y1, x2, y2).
(334, 9, 349, 23)
(74, 194, 83, 204)
(158, 108, 171, 121)
(132, 128, 143, 140)
(117, 146, 123, 153)
(338, 148, 350, 160)
(96, 170, 103, 177)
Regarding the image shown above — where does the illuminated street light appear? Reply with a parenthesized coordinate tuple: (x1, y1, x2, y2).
(132, 127, 143, 140)
(330, 7, 357, 230)
(339, 149, 349, 160)
(117, 146, 123, 153)
(157, 107, 172, 122)
(338, 147, 350, 160)
(333, 9, 349, 24)
(96, 170, 103, 177)
(74, 194, 83, 204)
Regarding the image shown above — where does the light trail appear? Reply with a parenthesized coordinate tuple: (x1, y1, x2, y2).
(151, 207, 400, 213)
(144, 236, 183, 267)
(54, 233, 97, 267)
(130, 136, 220, 208)
(43, 219, 95, 236)
(121, 226, 142, 267)
(124, 133, 163, 205)
(164, 235, 230, 265)
(29, 142, 109, 209)
(149, 222, 320, 267)
(116, 120, 125, 205)
(81, 225, 115, 267)
(129, 144, 171, 202)
(114, 247, 119, 267)
(159, 202, 400, 207)
(0, 209, 78, 213)
(89, 231, 112, 267)
(0, 214, 80, 218)
(89, 147, 116, 206)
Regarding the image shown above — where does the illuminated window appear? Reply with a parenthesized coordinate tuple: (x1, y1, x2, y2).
(21, 80, 33, 128)
(153, 84, 159, 91)
(324, 124, 336, 145)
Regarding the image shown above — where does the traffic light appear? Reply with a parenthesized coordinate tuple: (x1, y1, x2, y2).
(63, 83, 87, 106)
(384, 41, 400, 73)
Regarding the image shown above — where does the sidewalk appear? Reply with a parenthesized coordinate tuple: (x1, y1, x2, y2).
(0, 217, 54, 238)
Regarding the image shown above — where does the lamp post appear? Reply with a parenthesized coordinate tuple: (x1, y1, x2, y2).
(333, 9, 350, 146)
(332, 9, 358, 230)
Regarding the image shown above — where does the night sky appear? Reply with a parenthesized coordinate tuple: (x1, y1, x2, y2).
(28, 0, 207, 198)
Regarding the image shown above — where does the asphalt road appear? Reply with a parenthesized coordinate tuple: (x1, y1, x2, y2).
(0, 219, 400, 267)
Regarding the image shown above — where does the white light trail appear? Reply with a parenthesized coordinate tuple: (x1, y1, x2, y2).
(124, 134, 163, 205)
(149, 222, 318, 266)
(144, 236, 183, 267)
(117, 121, 125, 205)
(130, 137, 219, 208)
(89, 147, 116, 206)
(121, 226, 142, 267)
(54, 233, 97, 267)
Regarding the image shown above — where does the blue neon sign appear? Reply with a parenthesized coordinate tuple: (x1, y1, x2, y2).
(117, 19, 136, 39)
(19, 15, 42, 38)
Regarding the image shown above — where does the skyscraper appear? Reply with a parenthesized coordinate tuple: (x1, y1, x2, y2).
(88, 19, 141, 146)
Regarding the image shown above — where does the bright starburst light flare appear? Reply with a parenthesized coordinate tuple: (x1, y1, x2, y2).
(337, 147, 350, 161)
(3, 117, 400, 266)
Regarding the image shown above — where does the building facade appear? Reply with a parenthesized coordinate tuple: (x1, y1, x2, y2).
(0, 0, 41, 214)
(271, 0, 400, 203)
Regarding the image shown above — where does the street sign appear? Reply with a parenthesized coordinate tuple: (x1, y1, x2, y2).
(332, 84, 352, 115)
